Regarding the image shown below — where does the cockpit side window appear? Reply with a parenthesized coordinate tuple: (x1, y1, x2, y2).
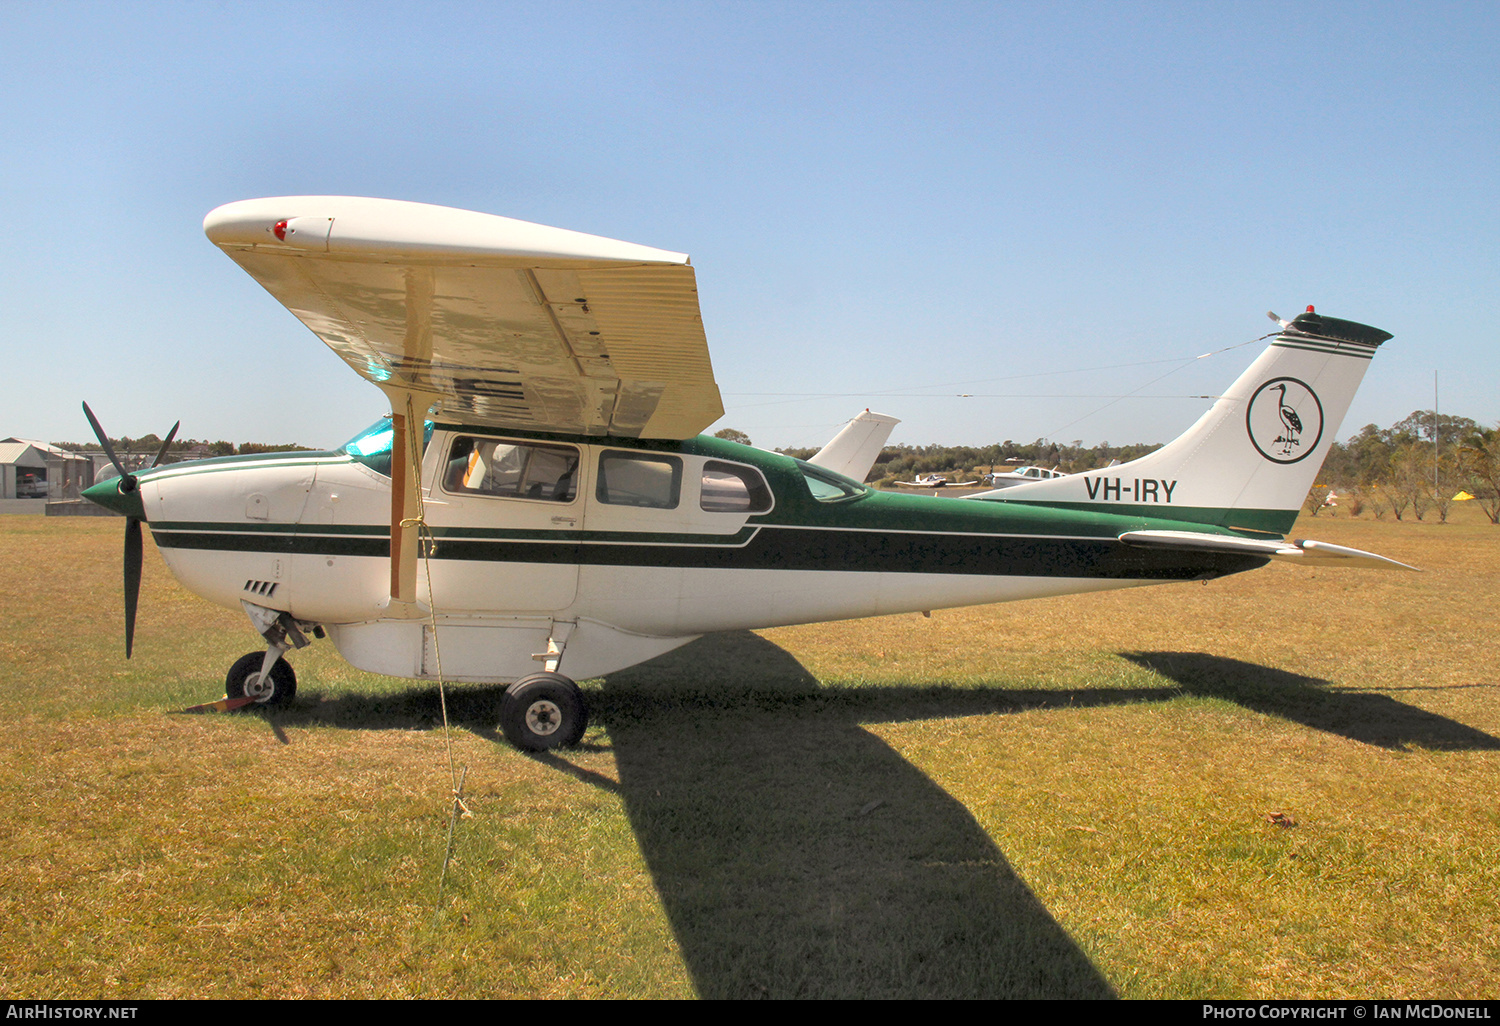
(442, 437, 580, 502)
(341, 418, 434, 477)
(795, 460, 868, 503)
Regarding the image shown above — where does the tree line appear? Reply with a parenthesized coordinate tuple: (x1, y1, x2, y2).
(749, 409, 1500, 524)
(1313, 411, 1500, 524)
(52, 436, 316, 458)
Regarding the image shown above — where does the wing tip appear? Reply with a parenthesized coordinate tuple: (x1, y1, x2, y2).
(204, 196, 691, 265)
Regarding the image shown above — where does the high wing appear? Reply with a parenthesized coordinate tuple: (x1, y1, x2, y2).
(204, 196, 722, 439)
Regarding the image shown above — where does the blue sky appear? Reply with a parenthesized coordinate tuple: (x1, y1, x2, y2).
(4, 1, 1496, 452)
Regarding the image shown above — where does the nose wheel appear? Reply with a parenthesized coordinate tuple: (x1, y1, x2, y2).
(225, 650, 298, 708)
(499, 672, 587, 751)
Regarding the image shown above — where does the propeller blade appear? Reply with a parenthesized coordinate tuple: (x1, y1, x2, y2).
(83, 403, 176, 658)
(148, 422, 181, 469)
(124, 517, 142, 659)
(82, 401, 132, 483)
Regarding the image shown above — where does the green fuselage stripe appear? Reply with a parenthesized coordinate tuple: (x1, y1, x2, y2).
(989, 501, 1297, 536)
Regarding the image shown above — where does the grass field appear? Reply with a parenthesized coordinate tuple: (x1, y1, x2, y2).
(1, 510, 1496, 998)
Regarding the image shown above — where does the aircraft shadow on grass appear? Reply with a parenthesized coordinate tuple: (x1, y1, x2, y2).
(595, 631, 1116, 1000)
(264, 632, 1497, 998)
(1120, 651, 1500, 752)
(273, 632, 1117, 998)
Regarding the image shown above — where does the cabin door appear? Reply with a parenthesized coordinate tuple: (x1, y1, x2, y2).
(419, 433, 584, 614)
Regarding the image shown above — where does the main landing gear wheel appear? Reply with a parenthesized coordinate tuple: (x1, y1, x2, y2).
(225, 651, 298, 709)
(499, 671, 588, 751)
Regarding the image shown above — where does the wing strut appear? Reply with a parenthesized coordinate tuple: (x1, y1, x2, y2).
(385, 387, 432, 614)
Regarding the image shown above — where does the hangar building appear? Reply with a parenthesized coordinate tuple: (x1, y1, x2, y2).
(0, 438, 94, 500)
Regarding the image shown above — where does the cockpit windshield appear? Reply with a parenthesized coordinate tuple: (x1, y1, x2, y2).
(341, 417, 435, 477)
(795, 460, 869, 503)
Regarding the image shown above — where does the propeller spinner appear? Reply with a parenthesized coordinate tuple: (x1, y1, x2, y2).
(80, 403, 179, 658)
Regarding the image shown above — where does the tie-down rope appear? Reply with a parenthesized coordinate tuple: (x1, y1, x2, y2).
(397, 395, 472, 921)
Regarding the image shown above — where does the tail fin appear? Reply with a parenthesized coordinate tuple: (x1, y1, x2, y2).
(975, 309, 1392, 535)
(809, 409, 900, 482)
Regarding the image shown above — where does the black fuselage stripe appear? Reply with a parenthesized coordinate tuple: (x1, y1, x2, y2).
(149, 526, 1265, 581)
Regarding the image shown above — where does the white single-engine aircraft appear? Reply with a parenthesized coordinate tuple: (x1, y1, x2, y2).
(84, 196, 1413, 751)
(975, 465, 1069, 492)
(895, 473, 979, 489)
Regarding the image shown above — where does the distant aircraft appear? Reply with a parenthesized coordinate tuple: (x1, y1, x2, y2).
(894, 473, 979, 488)
(82, 196, 1414, 751)
(973, 465, 1069, 493)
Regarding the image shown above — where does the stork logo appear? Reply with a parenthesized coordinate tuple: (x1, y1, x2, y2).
(1246, 377, 1323, 464)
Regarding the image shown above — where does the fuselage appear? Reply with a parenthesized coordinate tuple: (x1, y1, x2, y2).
(87, 421, 1265, 682)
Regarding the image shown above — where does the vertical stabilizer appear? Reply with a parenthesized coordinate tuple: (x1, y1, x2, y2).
(971, 310, 1392, 534)
(809, 409, 900, 482)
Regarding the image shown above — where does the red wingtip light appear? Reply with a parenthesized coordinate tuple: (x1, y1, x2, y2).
(1306, 304, 1315, 313)
(273, 219, 289, 241)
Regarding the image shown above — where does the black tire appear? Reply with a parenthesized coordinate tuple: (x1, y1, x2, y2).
(500, 672, 587, 751)
(225, 651, 297, 709)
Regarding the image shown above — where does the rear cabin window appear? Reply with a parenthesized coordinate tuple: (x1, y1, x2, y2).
(700, 461, 773, 513)
(443, 437, 580, 502)
(596, 452, 681, 509)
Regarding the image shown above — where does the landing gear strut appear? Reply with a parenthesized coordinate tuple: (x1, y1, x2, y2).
(497, 622, 587, 750)
(225, 601, 318, 711)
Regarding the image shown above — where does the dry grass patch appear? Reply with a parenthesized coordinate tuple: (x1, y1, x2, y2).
(1, 510, 1496, 997)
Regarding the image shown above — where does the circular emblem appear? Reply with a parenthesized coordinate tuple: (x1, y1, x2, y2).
(1246, 377, 1323, 464)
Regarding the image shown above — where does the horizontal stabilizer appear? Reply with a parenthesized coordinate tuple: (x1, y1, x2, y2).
(1118, 530, 1418, 571)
